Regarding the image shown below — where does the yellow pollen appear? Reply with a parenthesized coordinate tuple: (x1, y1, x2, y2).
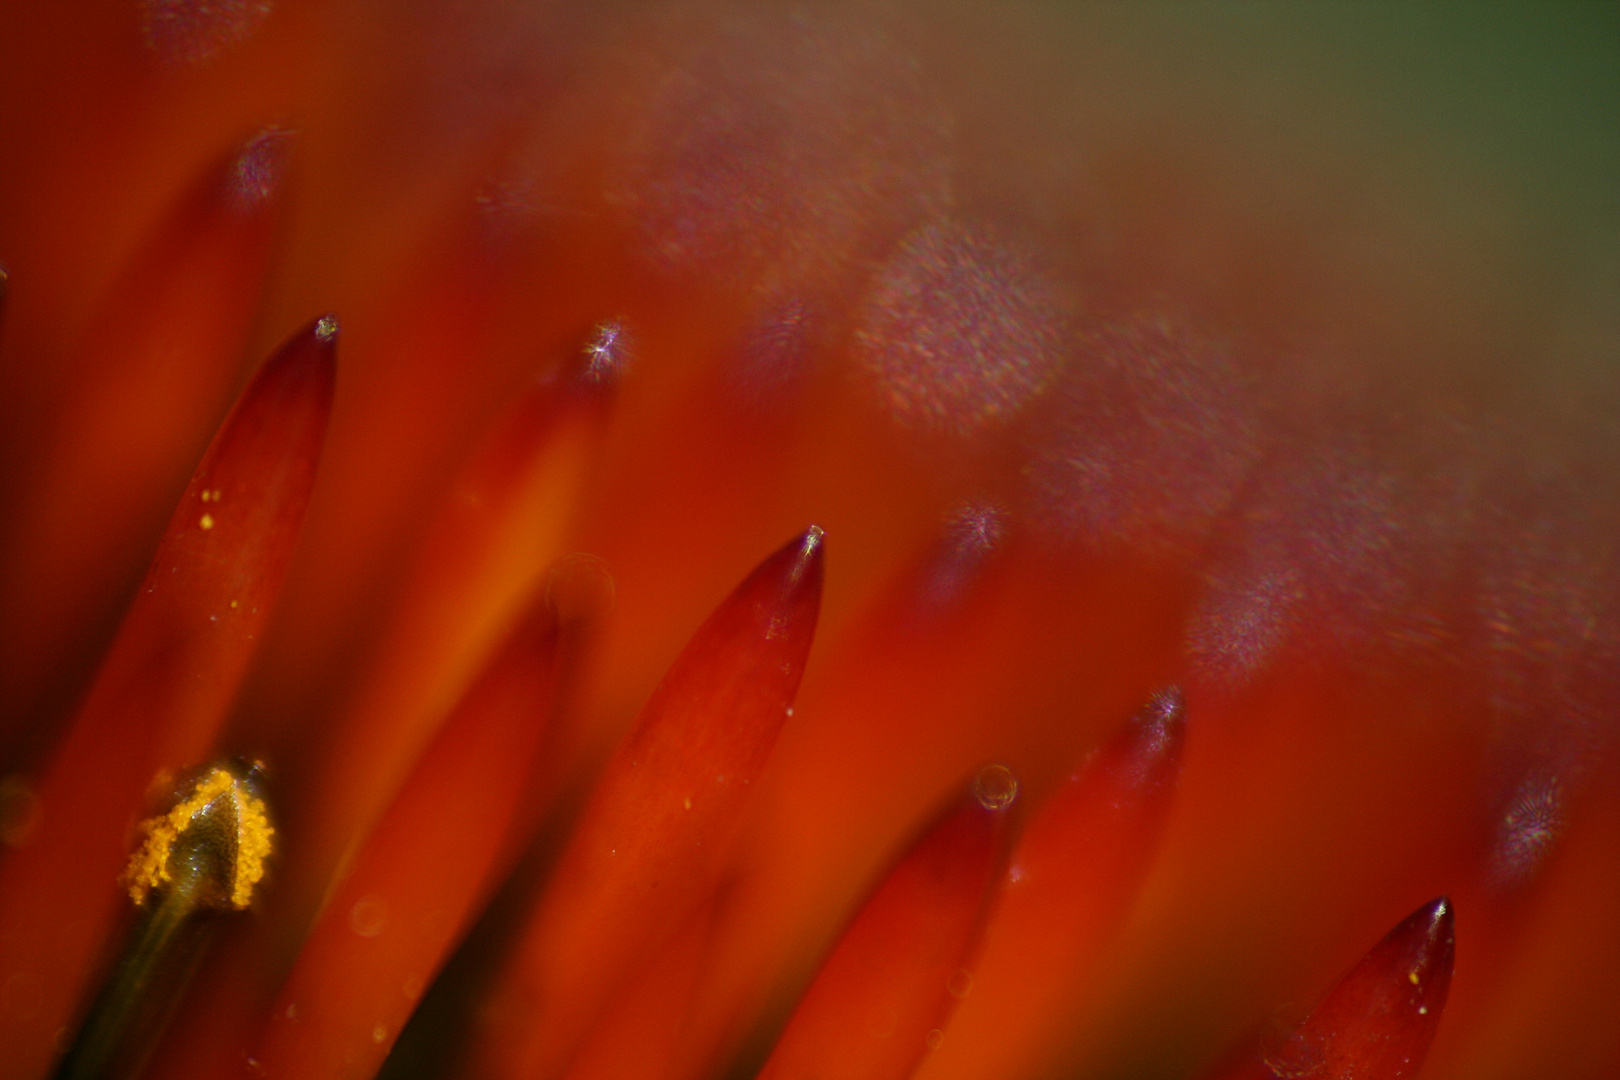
(199, 513, 214, 530)
(124, 765, 274, 909)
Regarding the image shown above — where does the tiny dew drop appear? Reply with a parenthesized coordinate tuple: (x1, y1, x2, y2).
(972, 763, 1018, 811)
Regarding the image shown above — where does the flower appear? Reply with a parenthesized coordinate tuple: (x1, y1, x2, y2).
(1, 4, 1617, 1080)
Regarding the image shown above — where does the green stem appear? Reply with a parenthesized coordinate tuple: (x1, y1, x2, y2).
(53, 879, 217, 1080)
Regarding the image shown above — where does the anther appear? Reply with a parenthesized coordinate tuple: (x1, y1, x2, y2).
(54, 760, 273, 1080)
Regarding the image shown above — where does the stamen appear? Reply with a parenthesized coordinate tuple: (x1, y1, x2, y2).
(53, 760, 273, 1080)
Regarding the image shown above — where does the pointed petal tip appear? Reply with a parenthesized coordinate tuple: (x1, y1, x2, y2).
(241, 316, 339, 414)
(547, 321, 630, 405)
(579, 319, 632, 386)
(779, 525, 826, 590)
(1111, 684, 1187, 790)
(1135, 684, 1187, 747)
(1377, 896, 1455, 1000)
(1400, 896, 1453, 941)
(222, 126, 295, 214)
(796, 522, 825, 562)
(737, 527, 825, 641)
(1418, 895, 1455, 952)
(1148, 684, 1186, 726)
(267, 314, 339, 380)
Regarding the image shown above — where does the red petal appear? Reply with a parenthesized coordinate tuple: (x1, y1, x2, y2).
(1210, 897, 1456, 1080)
(145, 357, 612, 1080)
(0, 130, 291, 758)
(756, 772, 1014, 1080)
(918, 687, 1186, 1080)
(473, 526, 824, 1080)
(288, 350, 611, 929)
(250, 598, 565, 1080)
(0, 316, 334, 1080)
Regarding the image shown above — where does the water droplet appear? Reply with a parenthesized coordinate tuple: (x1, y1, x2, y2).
(972, 764, 1018, 811)
(946, 968, 974, 998)
(545, 553, 615, 624)
(349, 895, 388, 938)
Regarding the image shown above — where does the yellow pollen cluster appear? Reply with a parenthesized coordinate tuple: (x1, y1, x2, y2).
(124, 766, 274, 909)
(231, 781, 274, 908)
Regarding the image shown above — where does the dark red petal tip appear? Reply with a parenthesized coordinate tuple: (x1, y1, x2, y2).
(579, 319, 633, 386)
(788, 523, 825, 584)
(470, 528, 827, 1080)
(1114, 684, 1186, 792)
(756, 777, 1012, 1080)
(1229, 897, 1456, 1080)
(749, 524, 826, 626)
(1385, 896, 1455, 1004)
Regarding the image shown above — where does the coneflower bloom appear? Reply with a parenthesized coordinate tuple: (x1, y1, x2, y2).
(0, 4, 1617, 1080)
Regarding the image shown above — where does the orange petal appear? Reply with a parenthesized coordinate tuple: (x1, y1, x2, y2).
(474, 526, 824, 1080)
